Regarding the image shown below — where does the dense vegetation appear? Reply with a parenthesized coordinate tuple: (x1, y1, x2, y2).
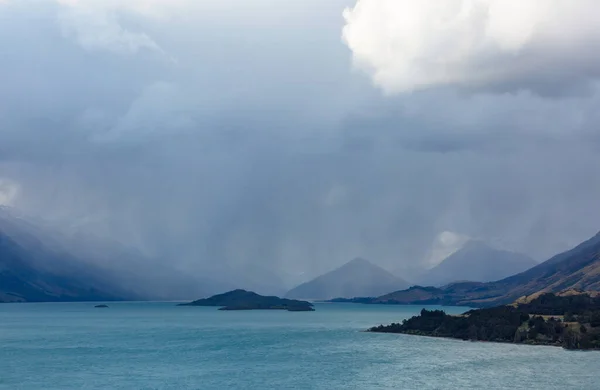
(518, 292, 600, 315)
(178, 289, 315, 311)
(369, 293, 600, 350)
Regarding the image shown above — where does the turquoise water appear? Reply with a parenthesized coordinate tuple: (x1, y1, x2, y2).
(1, 302, 599, 389)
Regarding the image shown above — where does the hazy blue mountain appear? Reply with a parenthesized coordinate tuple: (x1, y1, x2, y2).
(0, 207, 229, 302)
(285, 257, 409, 300)
(0, 230, 126, 303)
(418, 240, 538, 287)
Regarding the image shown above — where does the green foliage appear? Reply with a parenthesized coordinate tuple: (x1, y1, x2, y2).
(369, 293, 600, 350)
(523, 293, 600, 315)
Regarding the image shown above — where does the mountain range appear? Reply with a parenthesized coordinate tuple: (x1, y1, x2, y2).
(343, 231, 600, 307)
(4, 204, 600, 306)
(285, 257, 409, 300)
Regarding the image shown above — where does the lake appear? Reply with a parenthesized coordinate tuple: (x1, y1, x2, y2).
(1, 302, 598, 389)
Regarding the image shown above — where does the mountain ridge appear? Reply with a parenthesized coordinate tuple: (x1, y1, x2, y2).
(0, 208, 229, 302)
(331, 231, 600, 307)
(417, 240, 538, 286)
(0, 230, 126, 303)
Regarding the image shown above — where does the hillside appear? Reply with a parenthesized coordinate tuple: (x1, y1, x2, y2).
(285, 258, 409, 300)
(0, 207, 225, 302)
(0, 230, 125, 303)
(418, 240, 537, 286)
(369, 292, 600, 350)
(178, 289, 314, 311)
(339, 231, 600, 307)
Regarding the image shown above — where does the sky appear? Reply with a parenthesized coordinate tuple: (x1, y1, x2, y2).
(2, 0, 600, 287)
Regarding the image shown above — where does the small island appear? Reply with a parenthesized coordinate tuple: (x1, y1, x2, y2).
(368, 291, 600, 350)
(178, 289, 315, 311)
(94, 304, 109, 308)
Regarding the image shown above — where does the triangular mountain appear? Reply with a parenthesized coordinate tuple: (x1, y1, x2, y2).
(285, 258, 409, 300)
(372, 230, 600, 307)
(418, 240, 538, 287)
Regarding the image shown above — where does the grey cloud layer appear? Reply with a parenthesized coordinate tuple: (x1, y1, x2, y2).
(1, 1, 600, 287)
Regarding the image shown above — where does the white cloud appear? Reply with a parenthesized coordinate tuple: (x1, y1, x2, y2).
(56, 0, 178, 55)
(342, 0, 600, 96)
(57, 0, 191, 20)
(425, 230, 470, 268)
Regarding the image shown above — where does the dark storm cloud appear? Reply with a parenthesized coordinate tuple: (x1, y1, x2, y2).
(1, 0, 600, 290)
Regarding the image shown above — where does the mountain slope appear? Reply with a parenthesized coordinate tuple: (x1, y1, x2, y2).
(418, 240, 538, 286)
(373, 231, 600, 307)
(0, 231, 125, 303)
(0, 207, 226, 302)
(285, 258, 409, 300)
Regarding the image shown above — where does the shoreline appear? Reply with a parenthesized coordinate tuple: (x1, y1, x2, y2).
(365, 329, 600, 351)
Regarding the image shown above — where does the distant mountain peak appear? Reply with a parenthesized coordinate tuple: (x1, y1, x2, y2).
(285, 257, 409, 300)
(349, 256, 369, 263)
(344, 257, 373, 267)
(418, 240, 537, 287)
(374, 229, 600, 308)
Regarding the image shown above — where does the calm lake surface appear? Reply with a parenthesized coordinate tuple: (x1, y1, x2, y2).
(1, 302, 599, 389)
